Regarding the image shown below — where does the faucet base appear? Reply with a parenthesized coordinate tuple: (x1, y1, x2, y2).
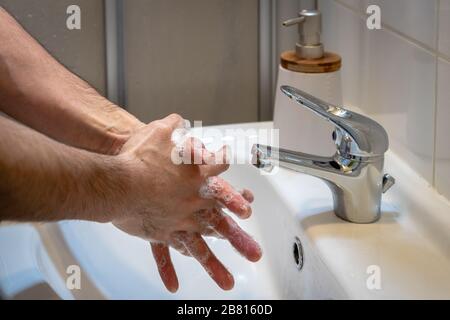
(334, 212, 381, 224)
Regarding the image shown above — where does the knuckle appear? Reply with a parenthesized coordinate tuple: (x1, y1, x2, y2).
(167, 113, 182, 121)
(163, 113, 183, 126)
(154, 122, 172, 134)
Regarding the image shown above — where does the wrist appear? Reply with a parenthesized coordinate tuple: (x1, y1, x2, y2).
(105, 118, 145, 156)
(80, 152, 133, 223)
(100, 152, 137, 222)
(64, 85, 145, 155)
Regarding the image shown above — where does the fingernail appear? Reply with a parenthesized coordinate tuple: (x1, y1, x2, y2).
(221, 274, 235, 291)
(240, 203, 252, 219)
(169, 288, 178, 293)
(241, 189, 254, 203)
(249, 244, 263, 262)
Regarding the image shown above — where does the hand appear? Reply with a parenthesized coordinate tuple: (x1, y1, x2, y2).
(113, 114, 262, 292)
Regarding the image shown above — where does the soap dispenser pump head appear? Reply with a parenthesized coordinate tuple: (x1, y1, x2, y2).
(283, 9, 324, 60)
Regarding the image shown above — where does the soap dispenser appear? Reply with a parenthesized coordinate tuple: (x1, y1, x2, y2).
(273, 9, 342, 156)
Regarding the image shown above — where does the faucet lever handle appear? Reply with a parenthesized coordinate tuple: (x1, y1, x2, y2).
(281, 85, 389, 158)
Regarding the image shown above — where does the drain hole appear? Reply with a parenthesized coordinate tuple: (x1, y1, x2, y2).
(293, 237, 304, 270)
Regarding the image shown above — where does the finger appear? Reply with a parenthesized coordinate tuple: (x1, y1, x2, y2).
(197, 209, 262, 262)
(170, 240, 191, 257)
(183, 137, 206, 165)
(199, 176, 252, 219)
(201, 146, 230, 177)
(202, 145, 229, 165)
(150, 243, 179, 293)
(240, 189, 254, 203)
(181, 138, 230, 172)
(174, 231, 234, 290)
(172, 137, 204, 165)
(162, 113, 186, 130)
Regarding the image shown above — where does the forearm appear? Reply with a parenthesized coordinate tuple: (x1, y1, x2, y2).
(0, 7, 143, 155)
(0, 116, 127, 222)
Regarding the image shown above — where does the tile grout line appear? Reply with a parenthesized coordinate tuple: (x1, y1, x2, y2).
(333, 0, 450, 64)
(331, 0, 446, 190)
(432, 0, 441, 188)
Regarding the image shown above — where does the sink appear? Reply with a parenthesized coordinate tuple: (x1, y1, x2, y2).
(3, 122, 450, 299)
(36, 159, 345, 299)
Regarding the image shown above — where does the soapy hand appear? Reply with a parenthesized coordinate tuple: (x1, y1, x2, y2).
(113, 114, 262, 292)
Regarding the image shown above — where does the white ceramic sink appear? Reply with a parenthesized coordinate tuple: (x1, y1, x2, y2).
(2, 122, 450, 299)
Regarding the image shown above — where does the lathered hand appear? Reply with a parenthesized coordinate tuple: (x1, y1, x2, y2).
(113, 114, 262, 292)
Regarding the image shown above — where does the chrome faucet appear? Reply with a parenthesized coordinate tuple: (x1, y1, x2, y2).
(252, 86, 395, 223)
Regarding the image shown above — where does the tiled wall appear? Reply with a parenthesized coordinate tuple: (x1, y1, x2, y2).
(318, 0, 450, 200)
(123, 0, 259, 125)
(0, 0, 106, 94)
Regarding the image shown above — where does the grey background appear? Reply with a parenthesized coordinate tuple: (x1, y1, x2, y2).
(0, 0, 106, 94)
(122, 0, 259, 125)
(0, 0, 307, 124)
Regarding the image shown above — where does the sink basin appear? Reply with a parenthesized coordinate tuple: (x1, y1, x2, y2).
(2, 121, 450, 299)
(36, 155, 345, 299)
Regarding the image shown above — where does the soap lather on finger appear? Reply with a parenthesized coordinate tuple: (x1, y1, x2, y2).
(199, 176, 252, 219)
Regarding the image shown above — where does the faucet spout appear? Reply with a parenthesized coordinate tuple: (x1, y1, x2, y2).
(253, 144, 344, 176)
(252, 144, 385, 223)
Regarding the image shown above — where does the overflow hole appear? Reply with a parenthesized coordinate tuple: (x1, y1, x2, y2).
(293, 237, 304, 270)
